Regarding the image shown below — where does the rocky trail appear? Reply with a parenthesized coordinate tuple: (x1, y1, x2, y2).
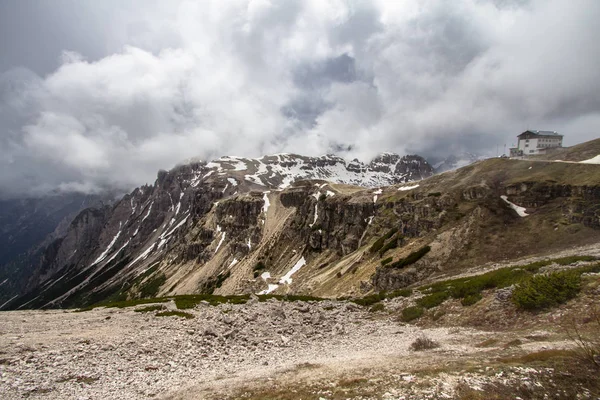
(1, 296, 593, 400)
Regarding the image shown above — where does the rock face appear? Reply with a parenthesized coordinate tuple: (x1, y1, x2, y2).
(2, 152, 433, 310)
(3, 155, 600, 310)
(0, 193, 111, 306)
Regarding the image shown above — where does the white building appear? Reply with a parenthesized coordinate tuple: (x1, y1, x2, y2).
(510, 130, 563, 156)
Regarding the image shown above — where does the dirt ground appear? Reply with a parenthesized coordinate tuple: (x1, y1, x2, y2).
(1, 291, 598, 400)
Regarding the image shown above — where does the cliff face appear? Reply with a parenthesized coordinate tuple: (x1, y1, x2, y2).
(4, 156, 600, 310)
(0, 193, 110, 306)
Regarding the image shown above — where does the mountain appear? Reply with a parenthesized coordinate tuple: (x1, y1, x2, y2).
(4, 146, 600, 310)
(432, 152, 484, 173)
(0, 193, 112, 307)
(1, 152, 433, 309)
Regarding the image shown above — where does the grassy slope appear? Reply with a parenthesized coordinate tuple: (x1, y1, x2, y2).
(306, 156, 600, 298)
(529, 137, 600, 162)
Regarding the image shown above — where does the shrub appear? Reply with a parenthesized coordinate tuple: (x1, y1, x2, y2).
(410, 336, 439, 351)
(139, 273, 166, 298)
(353, 291, 386, 307)
(253, 262, 266, 271)
(369, 303, 385, 312)
(379, 235, 401, 257)
(461, 293, 483, 306)
(401, 306, 424, 322)
(563, 306, 600, 368)
(432, 310, 446, 321)
(512, 271, 581, 310)
(388, 288, 412, 299)
(369, 228, 398, 254)
(389, 246, 431, 269)
(155, 310, 195, 319)
(381, 257, 393, 266)
(416, 291, 449, 309)
(134, 305, 164, 313)
(175, 294, 249, 309)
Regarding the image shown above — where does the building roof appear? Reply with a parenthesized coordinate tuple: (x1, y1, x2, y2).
(518, 130, 563, 138)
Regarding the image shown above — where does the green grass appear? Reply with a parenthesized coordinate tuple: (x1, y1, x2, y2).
(401, 306, 424, 322)
(175, 294, 250, 309)
(257, 294, 326, 302)
(155, 310, 195, 319)
(388, 245, 431, 269)
(77, 292, 333, 312)
(419, 256, 597, 310)
(512, 271, 581, 310)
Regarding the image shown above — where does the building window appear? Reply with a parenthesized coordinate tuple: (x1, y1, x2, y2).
(525, 144, 529, 147)
(525, 139, 529, 143)
(529, 150, 535, 153)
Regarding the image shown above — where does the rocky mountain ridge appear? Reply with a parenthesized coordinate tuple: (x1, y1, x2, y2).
(3, 147, 600, 311)
(1, 152, 433, 309)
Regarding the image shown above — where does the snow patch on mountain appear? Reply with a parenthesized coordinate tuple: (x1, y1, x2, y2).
(580, 155, 600, 164)
(279, 257, 306, 285)
(501, 195, 528, 217)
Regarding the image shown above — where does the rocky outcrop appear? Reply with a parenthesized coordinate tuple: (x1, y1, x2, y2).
(506, 182, 600, 229)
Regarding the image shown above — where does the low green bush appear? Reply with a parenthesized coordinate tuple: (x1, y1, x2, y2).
(353, 291, 386, 307)
(369, 228, 398, 254)
(388, 246, 431, 269)
(155, 310, 195, 319)
(352, 288, 412, 307)
(139, 273, 166, 298)
(461, 293, 482, 306)
(369, 303, 385, 312)
(416, 291, 449, 309)
(388, 288, 412, 299)
(401, 306, 424, 322)
(512, 271, 581, 310)
(379, 235, 401, 257)
(419, 256, 596, 310)
(257, 294, 326, 302)
(381, 257, 393, 266)
(175, 293, 249, 309)
(134, 305, 164, 313)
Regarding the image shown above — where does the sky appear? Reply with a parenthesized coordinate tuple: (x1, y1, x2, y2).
(0, 0, 599, 198)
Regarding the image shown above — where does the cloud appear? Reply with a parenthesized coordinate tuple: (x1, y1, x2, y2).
(0, 0, 599, 197)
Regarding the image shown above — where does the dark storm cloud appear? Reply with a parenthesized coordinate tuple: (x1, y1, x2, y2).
(0, 0, 599, 198)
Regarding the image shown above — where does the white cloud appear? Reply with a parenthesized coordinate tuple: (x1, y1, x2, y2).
(0, 0, 598, 197)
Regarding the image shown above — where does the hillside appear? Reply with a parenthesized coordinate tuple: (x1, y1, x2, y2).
(1, 248, 599, 399)
(3, 141, 600, 310)
(529, 138, 600, 162)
